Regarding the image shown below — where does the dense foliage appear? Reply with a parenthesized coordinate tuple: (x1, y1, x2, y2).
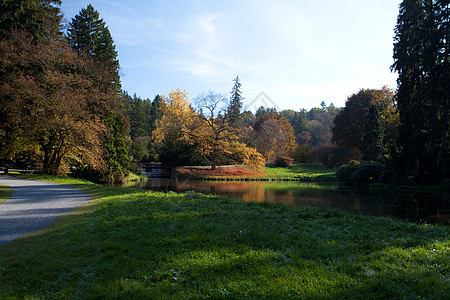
(0, 2, 129, 182)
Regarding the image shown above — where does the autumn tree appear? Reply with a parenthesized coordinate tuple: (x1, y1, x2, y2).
(152, 90, 205, 166)
(252, 113, 296, 162)
(0, 30, 107, 174)
(392, 0, 449, 182)
(332, 88, 397, 157)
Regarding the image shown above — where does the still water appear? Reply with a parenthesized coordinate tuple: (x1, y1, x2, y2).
(126, 178, 449, 225)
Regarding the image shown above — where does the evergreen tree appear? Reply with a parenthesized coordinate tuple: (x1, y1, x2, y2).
(149, 95, 163, 134)
(68, 4, 120, 91)
(0, 0, 62, 41)
(392, 0, 449, 182)
(362, 104, 385, 162)
(227, 76, 244, 127)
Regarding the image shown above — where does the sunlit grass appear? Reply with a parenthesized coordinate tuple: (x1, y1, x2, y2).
(0, 183, 13, 204)
(0, 175, 448, 299)
(263, 163, 337, 181)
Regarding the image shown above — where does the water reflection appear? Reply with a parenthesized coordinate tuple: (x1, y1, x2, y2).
(126, 179, 449, 225)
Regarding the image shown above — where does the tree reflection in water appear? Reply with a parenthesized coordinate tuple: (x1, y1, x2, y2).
(126, 179, 449, 225)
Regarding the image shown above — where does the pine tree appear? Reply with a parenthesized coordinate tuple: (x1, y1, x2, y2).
(392, 0, 449, 183)
(227, 76, 244, 127)
(362, 104, 385, 162)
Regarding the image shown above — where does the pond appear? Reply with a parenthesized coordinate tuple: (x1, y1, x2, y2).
(125, 178, 450, 225)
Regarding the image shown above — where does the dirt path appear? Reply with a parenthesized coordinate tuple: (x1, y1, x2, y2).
(0, 176, 91, 246)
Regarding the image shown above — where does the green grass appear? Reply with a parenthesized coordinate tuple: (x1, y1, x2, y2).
(0, 183, 13, 204)
(0, 175, 448, 299)
(263, 163, 337, 181)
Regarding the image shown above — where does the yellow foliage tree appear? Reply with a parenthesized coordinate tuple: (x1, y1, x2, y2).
(153, 89, 196, 144)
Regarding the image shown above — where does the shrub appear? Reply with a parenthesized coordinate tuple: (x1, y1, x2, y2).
(337, 160, 384, 185)
(275, 156, 293, 167)
(349, 162, 384, 185)
(336, 160, 361, 184)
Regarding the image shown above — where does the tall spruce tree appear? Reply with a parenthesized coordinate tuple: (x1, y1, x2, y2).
(227, 76, 244, 127)
(362, 104, 385, 162)
(68, 4, 120, 91)
(68, 4, 129, 182)
(392, 0, 449, 183)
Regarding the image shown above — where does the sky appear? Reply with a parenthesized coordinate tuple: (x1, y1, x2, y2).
(60, 0, 402, 111)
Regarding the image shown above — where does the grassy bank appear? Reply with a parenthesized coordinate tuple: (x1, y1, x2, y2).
(0, 175, 449, 299)
(0, 183, 13, 204)
(263, 163, 336, 181)
(177, 163, 337, 182)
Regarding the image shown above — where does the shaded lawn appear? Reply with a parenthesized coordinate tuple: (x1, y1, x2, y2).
(0, 175, 448, 299)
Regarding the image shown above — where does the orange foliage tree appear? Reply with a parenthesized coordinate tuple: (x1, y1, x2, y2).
(251, 113, 297, 163)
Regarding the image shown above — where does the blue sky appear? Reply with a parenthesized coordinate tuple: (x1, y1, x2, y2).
(60, 0, 401, 110)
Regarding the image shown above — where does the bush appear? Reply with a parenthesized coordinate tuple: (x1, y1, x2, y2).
(336, 160, 361, 184)
(337, 161, 384, 185)
(69, 163, 104, 183)
(349, 162, 384, 185)
(275, 156, 293, 167)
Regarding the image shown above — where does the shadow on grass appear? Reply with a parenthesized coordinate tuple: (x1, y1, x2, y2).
(0, 181, 448, 299)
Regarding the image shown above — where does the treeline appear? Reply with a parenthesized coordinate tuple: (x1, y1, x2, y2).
(124, 89, 343, 167)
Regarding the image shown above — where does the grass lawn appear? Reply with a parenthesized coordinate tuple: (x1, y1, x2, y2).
(177, 163, 337, 182)
(263, 163, 337, 181)
(0, 183, 13, 204)
(0, 175, 448, 299)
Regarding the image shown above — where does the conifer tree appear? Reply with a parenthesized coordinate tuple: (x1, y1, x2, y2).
(392, 0, 449, 182)
(227, 76, 244, 127)
(362, 104, 385, 162)
(68, 4, 120, 91)
(0, 0, 62, 41)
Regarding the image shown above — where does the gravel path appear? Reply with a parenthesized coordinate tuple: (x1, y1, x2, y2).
(0, 176, 91, 246)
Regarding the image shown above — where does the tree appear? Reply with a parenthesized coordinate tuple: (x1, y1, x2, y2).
(392, 0, 449, 182)
(252, 113, 296, 162)
(67, 4, 129, 181)
(0, 0, 62, 41)
(68, 4, 120, 91)
(0, 30, 107, 175)
(362, 104, 385, 162)
(227, 75, 244, 127)
(195, 91, 238, 170)
(153, 90, 201, 166)
(332, 88, 397, 157)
